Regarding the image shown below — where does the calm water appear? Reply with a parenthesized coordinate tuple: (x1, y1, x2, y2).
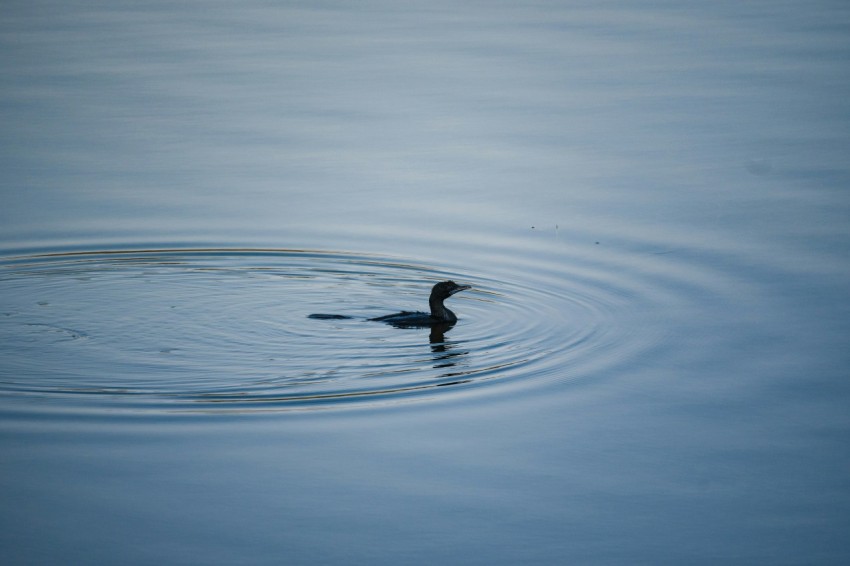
(2, 1, 849, 564)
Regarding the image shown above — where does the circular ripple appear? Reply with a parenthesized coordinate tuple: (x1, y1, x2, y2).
(0, 248, 649, 412)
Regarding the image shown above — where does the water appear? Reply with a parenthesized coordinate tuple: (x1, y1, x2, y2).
(0, 248, 597, 409)
(2, 1, 849, 564)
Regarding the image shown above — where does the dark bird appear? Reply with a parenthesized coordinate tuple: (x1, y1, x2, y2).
(369, 280, 471, 327)
(309, 280, 471, 328)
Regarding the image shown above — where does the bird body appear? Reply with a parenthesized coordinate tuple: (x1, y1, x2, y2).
(369, 280, 470, 327)
(309, 280, 470, 328)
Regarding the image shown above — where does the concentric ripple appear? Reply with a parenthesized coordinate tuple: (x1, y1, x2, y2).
(0, 247, 661, 412)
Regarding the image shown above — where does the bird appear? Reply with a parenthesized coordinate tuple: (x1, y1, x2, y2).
(309, 280, 471, 328)
(368, 280, 471, 327)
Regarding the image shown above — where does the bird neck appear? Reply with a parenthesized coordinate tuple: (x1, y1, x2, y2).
(429, 296, 456, 322)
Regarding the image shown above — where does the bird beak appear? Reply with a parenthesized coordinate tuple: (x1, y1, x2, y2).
(449, 285, 471, 296)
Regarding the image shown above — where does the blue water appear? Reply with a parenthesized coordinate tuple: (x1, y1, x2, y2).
(2, 1, 849, 564)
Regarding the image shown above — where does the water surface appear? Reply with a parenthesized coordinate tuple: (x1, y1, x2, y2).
(2, 1, 849, 564)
